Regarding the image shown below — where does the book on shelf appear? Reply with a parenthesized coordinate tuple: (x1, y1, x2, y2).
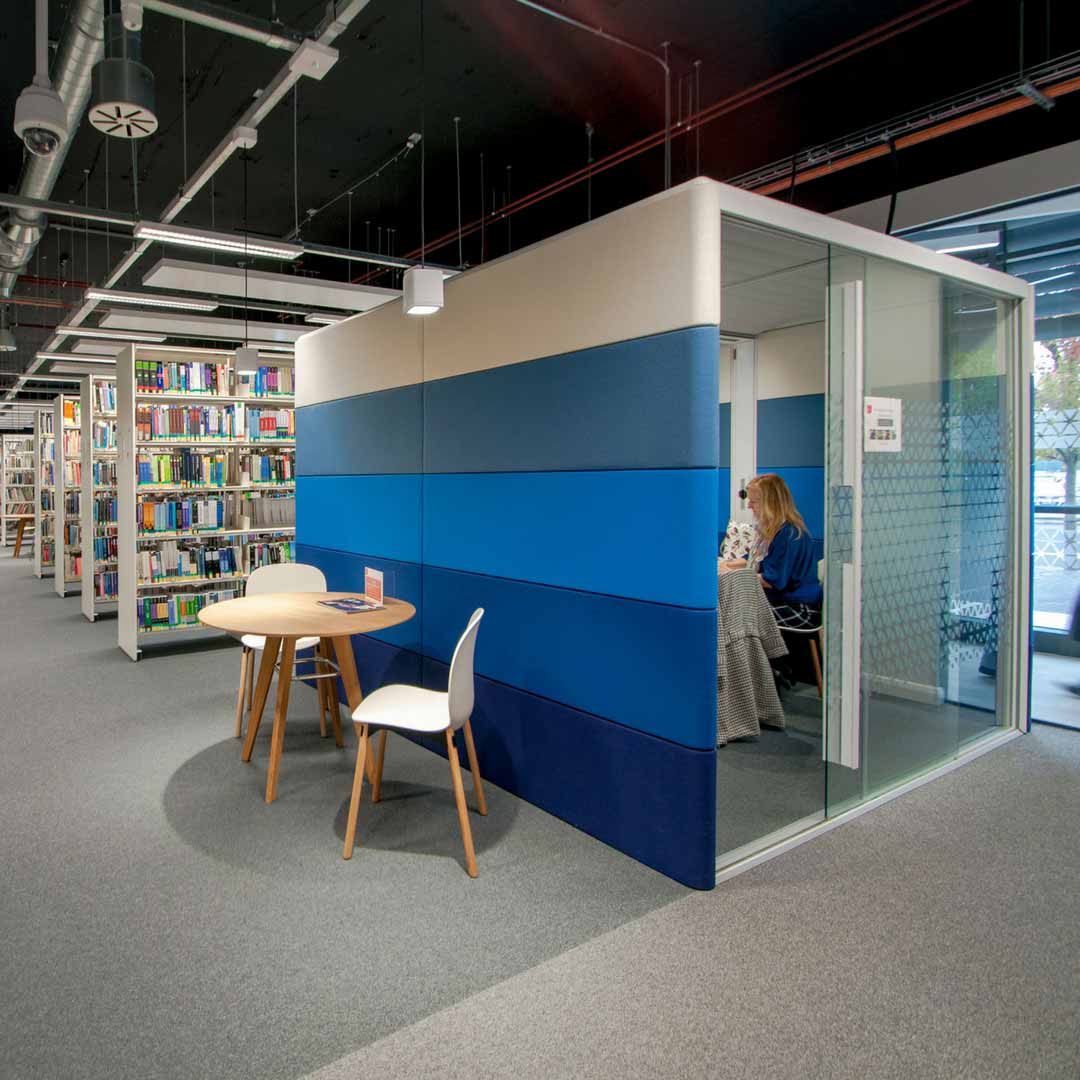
(92, 460, 118, 486)
(237, 366, 294, 398)
(95, 570, 118, 599)
(138, 539, 243, 583)
(135, 447, 294, 487)
(62, 399, 81, 427)
(139, 586, 241, 631)
(93, 381, 117, 413)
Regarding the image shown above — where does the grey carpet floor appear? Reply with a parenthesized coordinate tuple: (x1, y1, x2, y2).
(0, 553, 685, 1080)
(309, 723, 1080, 1080)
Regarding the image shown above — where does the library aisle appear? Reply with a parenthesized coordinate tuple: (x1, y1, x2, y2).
(0, 549, 682, 1080)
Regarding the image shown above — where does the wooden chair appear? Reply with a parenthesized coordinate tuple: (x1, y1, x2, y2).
(234, 562, 341, 743)
(343, 608, 487, 877)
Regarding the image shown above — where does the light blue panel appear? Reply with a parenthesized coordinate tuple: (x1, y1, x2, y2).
(758, 394, 825, 468)
(424, 327, 719, 473)
(422, 566, 717, 750)
(296, 384, 421, 476)
(423, 469, 719, 608)
(296, 475, 421, 563)
(771, 466, 825, 540)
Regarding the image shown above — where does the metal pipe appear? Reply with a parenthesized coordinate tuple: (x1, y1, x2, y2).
(142, 0, 303, 51)
(0, 192, 136, 229)
(0, 0, 106, 297)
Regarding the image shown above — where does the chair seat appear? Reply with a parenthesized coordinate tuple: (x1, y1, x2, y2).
(352, 683, 450, 734)
(241, 633, 320, 652)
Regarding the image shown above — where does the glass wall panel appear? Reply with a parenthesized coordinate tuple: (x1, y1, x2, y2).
(826, 256, 1016, 813)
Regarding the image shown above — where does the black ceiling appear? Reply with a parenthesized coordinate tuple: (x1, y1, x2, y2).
(1, 0, 1080, 401)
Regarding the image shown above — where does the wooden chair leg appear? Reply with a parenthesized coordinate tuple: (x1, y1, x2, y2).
(13, 519, 27, 558)
(446, 729, 478, 878)
(371, 729, 388, 803)
(343, 722, 369, 859)
(809, 634, 824, 699)
(246, 646, 255, 712)
(315, 643, 328, 739)
(234, 646, 251, 738)
(241, 639, 281, 763)
(264, 638, 296, 804)
(461, 719, 488, 816)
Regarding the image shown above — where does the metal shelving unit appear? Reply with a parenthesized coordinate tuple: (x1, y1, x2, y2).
(54, 390, 83, 597)
(81, 373, 119, 621)
(33, 404, 55, 578)
(2, 434, 35, 548)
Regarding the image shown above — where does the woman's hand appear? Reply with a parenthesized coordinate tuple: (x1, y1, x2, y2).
(720, 558, 747, 571)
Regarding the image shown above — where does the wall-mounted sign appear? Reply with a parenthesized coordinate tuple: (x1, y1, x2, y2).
(864, 396, 902, 453)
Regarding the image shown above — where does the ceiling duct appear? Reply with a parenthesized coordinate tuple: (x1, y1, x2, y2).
(0, 0, 105, 298)
(89, 12, 158, 138)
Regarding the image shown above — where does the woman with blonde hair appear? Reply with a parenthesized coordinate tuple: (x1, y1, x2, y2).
(723, 473, 822, 628)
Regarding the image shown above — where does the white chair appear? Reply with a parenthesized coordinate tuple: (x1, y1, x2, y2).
(342, 608, 487, 878)
(776, 558, 825, 698)
(234, 562, 341, 743)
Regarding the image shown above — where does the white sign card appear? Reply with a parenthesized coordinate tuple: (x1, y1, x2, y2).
(363, 566, 384, 607)
(864, 396, 902, 453)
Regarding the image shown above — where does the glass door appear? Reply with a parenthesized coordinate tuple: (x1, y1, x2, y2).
(825, 252, 1019, 812)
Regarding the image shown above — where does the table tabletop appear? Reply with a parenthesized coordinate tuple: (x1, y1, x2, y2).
(198, 592, 416, 638)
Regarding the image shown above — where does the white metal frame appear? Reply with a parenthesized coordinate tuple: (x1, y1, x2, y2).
(116, 344, 298, 659)
(81, 373, 118, 621)
(54, 386, 85, 597)
(2, 433, 35, 547)
(699, 177, 1034, 884)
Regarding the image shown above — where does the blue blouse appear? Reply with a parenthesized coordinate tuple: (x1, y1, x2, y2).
(759, 523, 822, 606)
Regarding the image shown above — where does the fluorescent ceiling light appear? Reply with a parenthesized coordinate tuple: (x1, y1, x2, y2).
(922, 230, 1001, 256)
(36, 352, 116, 364)
(85, 287, 219, 312)
(143, 258, 399, 312)
(134, 222, 304, 261)
(1030, 271, 1075, 286)
(249, 342, 295, 353)
(56, 325, 167, 342)
(304, 313, 346, 325)
(100, 309, 304, 343)
(73, 342, 123, 355)
(938, 241, 999, 254)
(954, 306, 997, 315)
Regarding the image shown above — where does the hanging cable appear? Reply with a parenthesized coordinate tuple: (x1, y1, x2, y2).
(181, 21, 188, 185)
(419, 0, 426, 265)
(479, 151, 485, 263)
(506, 165, 512, 252)
(293, 84, 300, 238)
(243, 151, 249, 347)
(694, 60, 702, 176)
(104, 136, 111, 269)
(130, 141, 140, 216)
(885, 135, 899, 234)
(454, 116, 463, 266)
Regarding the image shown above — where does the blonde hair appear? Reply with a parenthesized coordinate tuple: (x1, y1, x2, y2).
(747, 473, 808, 543)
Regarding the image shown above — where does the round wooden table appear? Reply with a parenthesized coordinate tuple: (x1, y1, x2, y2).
(199, 593, 416, 803)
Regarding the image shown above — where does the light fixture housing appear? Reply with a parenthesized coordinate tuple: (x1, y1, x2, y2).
(304, 312, 346, 325)
(403, 266, 444, 316)
(36, 352, 116, 365)
(0, 328, 15, 352)
(247, 341, 295, 353)
(55, 325, 167, 342)
(85, 287, 219, 311)
(89, 12, 158, 139)
(133, 222, 304, 261)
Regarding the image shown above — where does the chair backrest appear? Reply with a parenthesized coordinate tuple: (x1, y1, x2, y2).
(447, 608, 484, 731)
(246, 562, 327, 597)
(817, 559, 825, 584)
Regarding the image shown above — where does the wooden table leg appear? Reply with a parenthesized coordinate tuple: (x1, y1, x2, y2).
(241, 637, 281, 763)
(342, 721, 370, 859)
(320, 637, 344, 748)
(13, 519, 27, 558)
(265, 638, 296, 804)
(330, 635, 376, 784)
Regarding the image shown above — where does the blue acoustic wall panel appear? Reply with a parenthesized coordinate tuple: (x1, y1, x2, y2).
(423, 469, 718, 608)
(424, 327, 719, 473)
(771, 467, 825, 541)
(420, 655, 716, 890)
(717, 468, 730, 548)
(422, 566, 717, 750)
(296, 475, 422, 564)
(296, 384, 422, 476)
(757, 394, 825, 468)
(718, 403, 731, 468)
(297, 544, 424, 653)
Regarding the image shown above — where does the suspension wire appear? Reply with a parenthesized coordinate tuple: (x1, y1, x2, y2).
(454, 116, 463, 265)
(694, 60, 702, 175)
(130, 140, 139, 216)
(347, 191, 353, 280)
(293, 84, 299, 237)
(885, 135, 899, 234)
(181, 21, 188, 184)
(84, 169, 90, 285)
(243, 152, 249, 346)
(585, 123, 593, 220)
(506, 165, 512, 252)
(479, 151, 485, 263)
(210, 173, 216, 265)
(419, 0, 426, 264)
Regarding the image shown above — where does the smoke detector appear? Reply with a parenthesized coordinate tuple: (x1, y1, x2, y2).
(89, 13, 158, 138)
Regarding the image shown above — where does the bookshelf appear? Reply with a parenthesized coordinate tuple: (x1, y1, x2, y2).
(33, 405, 55, 578)
(116, 344, 297, 659)
(54, 391, 84, 597)
(2, 433, 35, 548)
(81, 373, 119, 621)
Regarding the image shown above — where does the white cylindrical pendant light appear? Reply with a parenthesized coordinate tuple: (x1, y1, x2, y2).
(403, 266, 443, 316)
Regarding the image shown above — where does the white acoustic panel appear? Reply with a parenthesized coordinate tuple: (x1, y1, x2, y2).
(100, 309, 305, 344)
(73, 341, 124, 355)
(142, 258, 400, 312)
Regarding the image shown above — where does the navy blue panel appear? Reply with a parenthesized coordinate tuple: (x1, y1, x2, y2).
(296, 384, 421, 476)
(419, 656, 715, 889)
(296, 544, 423, 653)
(423, 469, 719, 608)
(423, 326, 719, 473)
(717, 468, 730, 550)
(297, 475, 421, 563)
(422, 565, 717, 750)
(757, 394, 825, 468)
(771, 466, 825, 540)
(718, 403, 731, 468)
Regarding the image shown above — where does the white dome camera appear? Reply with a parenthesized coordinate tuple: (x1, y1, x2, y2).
(14, 77, 69, 158)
